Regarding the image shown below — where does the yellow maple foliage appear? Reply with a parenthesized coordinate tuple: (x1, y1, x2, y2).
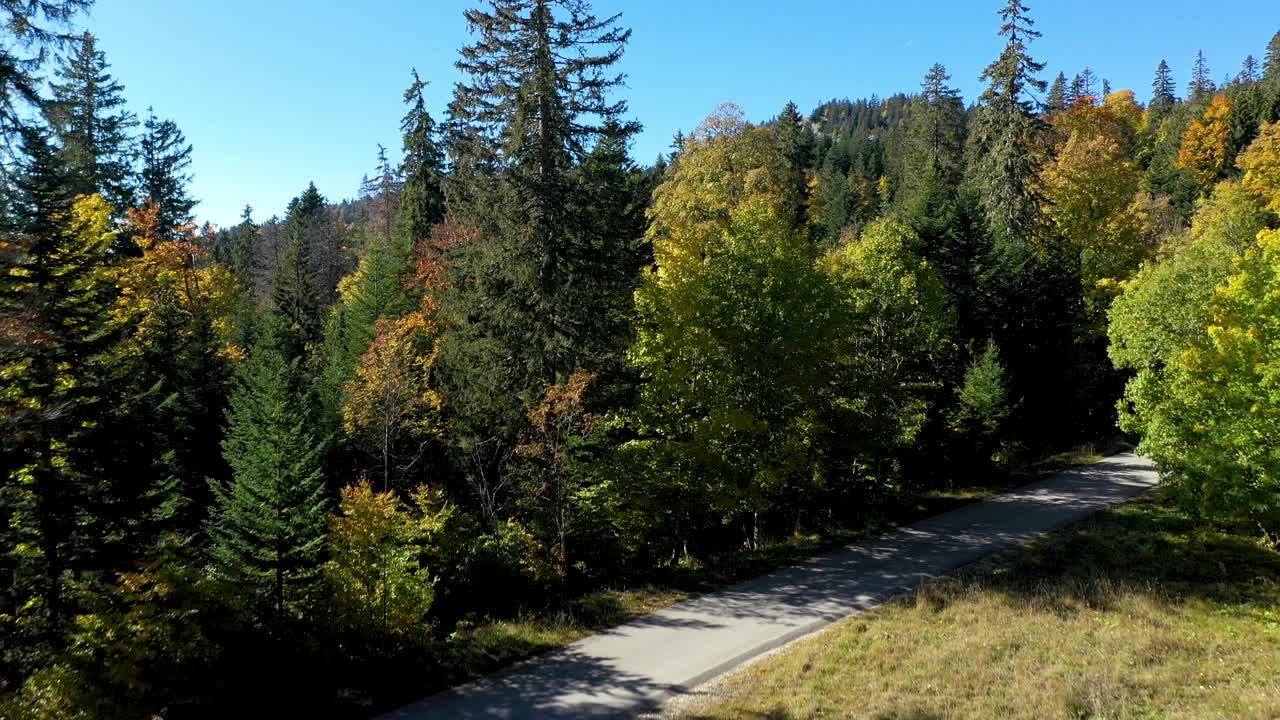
(1178, 94, 1233, 195)
(111, 202, 240, 360)
(1237, 120, 1280, 213)
(341, 311, 443, 491)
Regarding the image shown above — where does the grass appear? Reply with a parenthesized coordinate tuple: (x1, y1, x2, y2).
(439, 443, 1125, 692)
(667, 490, 1280, 720)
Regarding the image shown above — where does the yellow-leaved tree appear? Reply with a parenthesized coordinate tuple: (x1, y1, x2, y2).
(1177, 94, 1233, 196)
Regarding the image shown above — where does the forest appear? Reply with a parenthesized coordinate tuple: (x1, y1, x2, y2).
(2, 0, 1280, 717)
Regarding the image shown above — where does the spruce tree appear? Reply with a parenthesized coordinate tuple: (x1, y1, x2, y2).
(0, 128, 116, 665)
(397, 69, 446, 247)
(1068, 73, 1086, 105)
(1046, 72, 1067, 114)
(1151, 59, 1177, 114)
(1075, 67, 1097, 101)
(776, 100, 813, 227)
(902, 63, 965, 206)
(1189, 50, 1214, 102)
(1102, 78, 1111, 96)
(1263, 32, 1280, 122)
(441, 0, 638, 442)
(47, 32, 137, 211)
(967, 0, 1046, 247)
(272, 218, 321, 351)
(210, 313, 328, 621)
(1238, 55, 1259, 85)
(358, 144, 402, 248)
(139, 109, 196, 233)
(0, 0, 91, 145)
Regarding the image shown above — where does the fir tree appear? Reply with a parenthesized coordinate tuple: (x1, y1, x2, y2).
(967, 0, 1047, 247)
(271, 218, 320, 351)
(397, 69, 446, 247)
(1102, 78, 1111, 96)
(1046, 72, 1067, 114)
(47, 32, 137, 212)
(776, 100, 813, 227)
(441, 0, 639, 442)
(0, 0, 91, 145)
(358, 144, 402, 247)
(139, 109, 196, 234)
(902, 63, 966, 206)
(1074, 66, 1097, 102)
(1189, 50, 1214, 102)
(210, 314, 328, 621)
(1151, 59, 1177, 114)
(1068, 73, 1086, 105)
(0, 128, 117, 665)
(1266, 31, 1280, 122)
(1238, 55, 1259, 85)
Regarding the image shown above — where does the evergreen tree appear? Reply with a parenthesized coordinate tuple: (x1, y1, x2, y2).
(776, 100, 813, 227)
(0, 128, 117, 670)
(1189, 49, 1214, 102)
(0, 0, 91, 145)
(902, 63, 966, 206)
(230, 204, 258, 289)
(47, 32, 136, 211)
(272, 218, 320, 351)
(210, 314, 328, 621)
(967, 0, 1047, 247)
(1068, 73, 1086, 105)
(1074, 67, 1097, 101)
(358, 144, 402, 249)
(1046, 72, 1067, 114)
(1263, 31, 1280, 122)
(1102, 78, 1111, 96)
(139, 109, 196, 233)
(397, 69, 446, 246)
(1238, 55, 1259, 85)
(1151, 59, 1177, 113)
(441, 0, 639, 443)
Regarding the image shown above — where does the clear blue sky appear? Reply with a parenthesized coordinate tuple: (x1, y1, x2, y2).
(82, 0, 1279, 227)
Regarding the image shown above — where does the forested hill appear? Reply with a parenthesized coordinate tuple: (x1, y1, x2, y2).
(3, 0, 1280, 718)
(809, 95, 915, 135)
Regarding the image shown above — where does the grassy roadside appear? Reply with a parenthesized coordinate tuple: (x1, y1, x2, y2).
(436, 444, 1117, 692)
(665, 489, 1280, 720)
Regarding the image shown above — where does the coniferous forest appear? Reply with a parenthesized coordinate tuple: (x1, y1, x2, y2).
(3, 1, 1280, 717)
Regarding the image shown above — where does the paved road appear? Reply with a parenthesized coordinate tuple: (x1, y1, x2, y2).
(381, 453, 1158, 720)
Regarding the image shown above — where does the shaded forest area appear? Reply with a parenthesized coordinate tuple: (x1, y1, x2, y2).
(2, 0, 1280, 717)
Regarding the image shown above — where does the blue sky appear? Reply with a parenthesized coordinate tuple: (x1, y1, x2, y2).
(82, 0, 1279, 227)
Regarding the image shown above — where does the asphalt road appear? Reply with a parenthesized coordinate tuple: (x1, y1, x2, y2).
(380, 453, 1158, 720)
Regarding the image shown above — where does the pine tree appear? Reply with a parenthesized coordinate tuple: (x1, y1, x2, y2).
(397, 69, 446, 247)
(1189, 50, 1215, 102)
(1151, 59, 1178, 114)
(441, 0, 638, 442)
(967, 0, 1047, 247)
(1102, 78, 1112, 96)
(47, 32, 137, 212)
(139, 109, 196, 234)
(1046, 72, 1067, 114)
(0, 128, 117, 665)
(210, 314, 328, 621)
